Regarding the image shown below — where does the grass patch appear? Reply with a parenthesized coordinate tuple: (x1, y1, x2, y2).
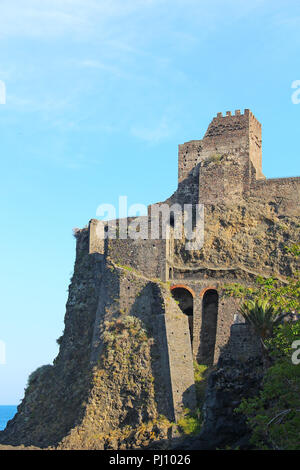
(206, 153, 222, 164)
(177, 363, 213, 436)
(194, 362, 212, 407)
(177, 408, 202, 436)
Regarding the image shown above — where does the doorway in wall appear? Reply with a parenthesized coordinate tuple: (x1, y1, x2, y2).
(170, 287, 193, 344)
(199, 289, 218, 365)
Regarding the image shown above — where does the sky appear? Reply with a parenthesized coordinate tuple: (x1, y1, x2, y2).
(0, 0, 299, 404)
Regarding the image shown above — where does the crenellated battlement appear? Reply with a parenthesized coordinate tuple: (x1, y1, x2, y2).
(204, 108, 261, 138)
(213, 108, 261, 122)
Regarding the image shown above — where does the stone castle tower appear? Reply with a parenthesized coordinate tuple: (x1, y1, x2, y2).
(1, 110, 299, 449)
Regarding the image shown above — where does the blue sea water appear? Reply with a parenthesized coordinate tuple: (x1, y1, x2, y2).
(0, 406, 17, 431)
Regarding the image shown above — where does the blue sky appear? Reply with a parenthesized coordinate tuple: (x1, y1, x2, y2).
(0, 0, 299, 404)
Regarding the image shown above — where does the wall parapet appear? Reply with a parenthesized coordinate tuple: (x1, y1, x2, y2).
(250, 176, 300, 214)
(252, 176, 300, 185)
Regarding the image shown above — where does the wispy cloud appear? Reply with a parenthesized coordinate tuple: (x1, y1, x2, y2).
(8, 94, 71, 112)
(0, 1, 88, 38)
(0, 0, 162, 39)
(131, 115, 176, 144)
(0, 0, 297, 139)
(0, 0, 271, 41)
(73, 59, 131, 79)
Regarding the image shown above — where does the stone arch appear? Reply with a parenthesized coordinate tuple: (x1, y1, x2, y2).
(170, 285, 194, 344)
(199, 289, 218, 365)
(199, 286, 217, 297)
(170, 284, 195, 298)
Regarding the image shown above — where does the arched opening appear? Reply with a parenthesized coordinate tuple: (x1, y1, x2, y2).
(199, 289, 218, 365)
(170, 213, 175, 227)
(170, 287, 193, 344)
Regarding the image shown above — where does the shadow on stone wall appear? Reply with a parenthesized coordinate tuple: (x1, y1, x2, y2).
(126, 282, 175, 421)
(172, 323, 264, 450)
(182, 384, 197, 410)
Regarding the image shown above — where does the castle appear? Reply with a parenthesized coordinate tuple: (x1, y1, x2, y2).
(1, 110, 299, 449)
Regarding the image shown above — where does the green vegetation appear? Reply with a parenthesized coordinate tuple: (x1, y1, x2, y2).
(177, 408, 202, 435)
(193, 362, 211, 406)
(116, 263, 134, 272)
(224, 243, 299, 363)
(224, 245, 300, 314)
(236, 320, 300, 450)
(239, 299, 288, 341)
(238, 299, 290, 363)
(267, 319, 300, 360)
(206, 153, 222, 164)
(177, 362, 212, 436)
(103, 315, 149, 344)
(225, 244, 300, 449)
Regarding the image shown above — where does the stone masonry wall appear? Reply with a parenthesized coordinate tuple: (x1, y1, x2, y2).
(88, 258, 197, 423)
(168, 279, 242, 366)
(251, 177, 300, 216)
(163, 295, 196, 419)
(178, 140, 202, 183)
(222, 323, 261, 361)
(89, 218, 168, 281)
(198, 153, 250, 204)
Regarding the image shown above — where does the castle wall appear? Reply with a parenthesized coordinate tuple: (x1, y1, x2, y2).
(107, 237, 167, 281)
(116, 273, 196, 420)
(168, 279, 242, 365)
(163, 296, 196, 419)
(222, 324, 261, 361)
(198, 152, 250, 204)
(168, 273, 263, 366)
(249, 112, 263, 179)
(89, 218, 105, 254)
(250, 177, 300, 216)
(171, 164, 200, 206)
(90, 260, 196, 423)
(214, 296, 241, 363)
(90, 266, 175, 421)
(178, 140, 202, 183)
(89, 218, 168, 280)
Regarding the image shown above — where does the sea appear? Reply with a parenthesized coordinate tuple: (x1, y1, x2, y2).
(0, 406, 17, 431)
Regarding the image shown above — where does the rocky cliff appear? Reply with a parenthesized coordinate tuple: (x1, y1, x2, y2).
(0, 195, 298, 449)
(173, 198, 299, 279)
(0, 230, 190, 449)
